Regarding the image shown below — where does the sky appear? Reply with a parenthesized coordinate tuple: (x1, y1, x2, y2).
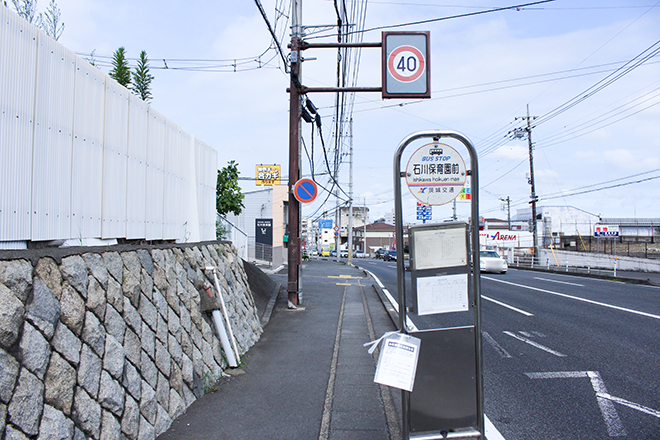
(28, 0, 660, 226)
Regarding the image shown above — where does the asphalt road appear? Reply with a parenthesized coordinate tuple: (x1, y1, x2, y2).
(352, 257, 660, 440)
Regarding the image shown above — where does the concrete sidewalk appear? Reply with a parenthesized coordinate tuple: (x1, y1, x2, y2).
(158, 260, 401, 440)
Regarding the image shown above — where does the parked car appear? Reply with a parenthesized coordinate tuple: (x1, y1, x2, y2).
(353, 250, 365, 258)
(330, 250, 337, 257)
(383, 250, 397, 261)
(375, 248, 388, 259)
(479, 250, 507, 274)
(340, 249, 349, 258)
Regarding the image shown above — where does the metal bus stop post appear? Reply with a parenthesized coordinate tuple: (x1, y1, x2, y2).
(393, 130, 484, 439)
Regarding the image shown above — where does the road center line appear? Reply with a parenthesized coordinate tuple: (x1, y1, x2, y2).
(482, 295, 534, 316)
(503, 331, 566, 357)
(485, 276, 660, 321)
(534, 277, 584, 287)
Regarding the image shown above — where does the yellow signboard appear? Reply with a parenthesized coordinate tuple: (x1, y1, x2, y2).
(256, 164, 281, 186)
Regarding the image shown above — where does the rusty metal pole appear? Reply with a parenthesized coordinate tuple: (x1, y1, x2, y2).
(287, 0, 302, 307)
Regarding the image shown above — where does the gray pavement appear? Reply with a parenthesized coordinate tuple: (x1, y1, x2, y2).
(158, 259, 401, 440)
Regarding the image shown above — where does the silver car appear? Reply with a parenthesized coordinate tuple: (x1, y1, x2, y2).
(479, 250, 507, 274)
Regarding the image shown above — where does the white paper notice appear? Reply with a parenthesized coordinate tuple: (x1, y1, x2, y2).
(373, 333, 421, 392)
(416, 273, 469, 316)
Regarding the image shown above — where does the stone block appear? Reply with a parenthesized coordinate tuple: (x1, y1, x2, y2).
(137, 250, 154, 277)
(103, 334, 125, 380)
(138, 294, 157, 332)
(72, 386, 101, 439)
(138, 415, 155, 440)
(168, 307, 181, 342)
(0, 347, 19, 404)
(8, 368, 44, 436)
(104, 304, 125, 345)
(168, 333, 183, 367)
(82, 311, 106, 357)
(83, 253, 109, 290)
(99, 370, 125, 416)
(155, 372, 169, 410)
(152, 266, 168, 293)
(139, 381, 157, 426)
(37, 404, 74, 440)
(123, 297, 142, 337)
(155, 314, 167, 344)
(154, 339, 171, 377)
(59, 283, 85, 336)
(140, 269, 154, 301)
(17, 321, 51, 379)
(153, 403, 172, 437)
(102, 252, 123, 285)
(27, 278, 61, 339)
(122, 270, 141, 309)
(141, 322, 155, 360)
(123, 328, 141, 366)
(168, 389, 185, 421)
(121, 395, 139, 440)
(51, 321, 81, 366)
(106, 276, 123, 313)
(60, 255, 89, 299)
(100, 409, 121, 440)
(181, 354, 193, 388)
(169, 361, 183, 397)
(122, 361, 141, 401)
(122, 252, 141, 279)
(152, 287, 167, 318)
(180, 331, 193, 360)
(4, 424, 30, 440)
(0, 260, 32, 304)
(0, 282, 25, 349)
(35, 257, 63, 300)
(87, 275, 107, 321)
(140, 350, 158, 389)
(78, 344, 102, 399)
(166, 286, 179, 314)
(44, 351, 76, 415)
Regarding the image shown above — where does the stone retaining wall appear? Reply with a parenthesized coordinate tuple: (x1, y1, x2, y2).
(0, 242, 263, 439)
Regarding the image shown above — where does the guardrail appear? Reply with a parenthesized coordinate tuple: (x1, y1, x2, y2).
(509, 254, 620, 277)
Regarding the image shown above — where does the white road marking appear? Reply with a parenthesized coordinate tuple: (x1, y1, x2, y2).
(534, 276, 584, 287)
(482, 295, 534, 316)
(485, 277, 660, 321)
(503, 331, 566, 357)
(525, 371, 626, 437)
(597, 393, 660, 419)
(485, 414, 506, 440)
(361, 268, 418, 332)
(483, 331, 512, 359)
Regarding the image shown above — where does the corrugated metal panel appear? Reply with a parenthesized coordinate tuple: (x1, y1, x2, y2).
(102, 80, 130, 238)
(195, 138, 218, 241)
(71, 58, 105, 239)
(31, 30, 76, 241)
(162, 119, 179, 239)
(145, 108, 165, 240)
(0, 7, 38, 241)
(126, 95, 149, 239)
(179, 132, 199, 243)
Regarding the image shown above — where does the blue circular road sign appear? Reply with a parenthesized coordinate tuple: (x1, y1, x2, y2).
(293, 178, 318, 203)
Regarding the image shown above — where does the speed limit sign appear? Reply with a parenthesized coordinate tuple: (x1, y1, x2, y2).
(382, 32, 430, 99)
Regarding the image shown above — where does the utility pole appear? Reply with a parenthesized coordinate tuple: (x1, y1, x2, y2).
(513, 105, 538, 261)
(348, 119, 354, 265)
(287, 0, 302, 308)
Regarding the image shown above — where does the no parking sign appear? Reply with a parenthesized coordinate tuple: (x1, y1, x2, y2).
(382, 32, 430, 99)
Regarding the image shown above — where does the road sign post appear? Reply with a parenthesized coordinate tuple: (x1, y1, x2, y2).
(393, 131, 483, 440)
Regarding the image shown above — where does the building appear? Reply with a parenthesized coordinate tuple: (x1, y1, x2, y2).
(225, 185, 288, 266)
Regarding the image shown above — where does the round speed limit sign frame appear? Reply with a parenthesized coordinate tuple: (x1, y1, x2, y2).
(382, 31, 430, 99)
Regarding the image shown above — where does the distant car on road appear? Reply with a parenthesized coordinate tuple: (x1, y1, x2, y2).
(383, 250, 397, 261)
(340, 249, 349, 258)
(479, 250, 507, 274)
(353, 250, 365, 258)
(330, 250, 337, 257)
(375, 249, 387, 259)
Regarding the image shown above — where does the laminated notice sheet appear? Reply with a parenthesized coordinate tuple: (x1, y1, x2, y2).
(373, 333, 421, 392)
(416, 273, 469, 316)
